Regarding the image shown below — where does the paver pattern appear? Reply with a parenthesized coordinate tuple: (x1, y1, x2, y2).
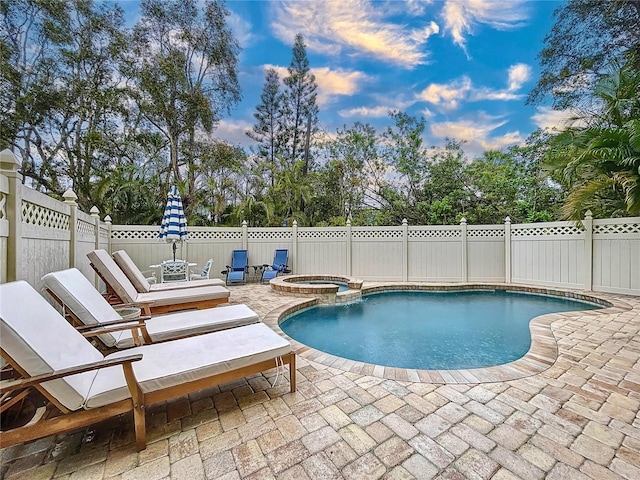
(1, 283, 639, 480)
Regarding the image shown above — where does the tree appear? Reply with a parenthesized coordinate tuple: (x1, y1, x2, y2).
(543, 61, 640, 219)
(381, 111, 428, 218)
(281, 34, 319, 173)
(528, 0, 640, 109)
(126, 0, 241, 210)
(247, 68, 284, 187)
(2, 0, 129, 210)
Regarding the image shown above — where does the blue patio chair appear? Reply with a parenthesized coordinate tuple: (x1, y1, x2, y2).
(224, 250, 248, 285)
(261, 249, 290, 283)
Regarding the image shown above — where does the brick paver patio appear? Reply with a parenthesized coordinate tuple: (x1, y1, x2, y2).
(1, 283, 639, 480)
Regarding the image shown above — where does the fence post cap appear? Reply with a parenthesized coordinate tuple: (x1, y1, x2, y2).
(90, 206, 100, 217)
(504, 216, 511, 224)
(0, 149, 20, 171)
(346, 219, 351, 226)
(460, 217, 467, 225)
(242, 220, 247, 227)
(63, 189, 78, 205)
(402, 218, 408, 226)
(293, 220, 298, 227)
(104, 215, 112, 224)
(585, 210, 593, 219)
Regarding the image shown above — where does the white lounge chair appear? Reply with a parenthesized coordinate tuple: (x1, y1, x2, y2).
(0, 281, 295, 451)
(87, 250, 230, 314)
(42, 268, 259, 349)
(112, 250, 224, 291)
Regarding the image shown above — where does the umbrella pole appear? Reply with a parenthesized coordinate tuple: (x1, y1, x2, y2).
(172, 241, 177, 261)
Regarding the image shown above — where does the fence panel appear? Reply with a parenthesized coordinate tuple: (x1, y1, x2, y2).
(593, 218, 640, 294)
(185, 228, 244, 280)
(352, 227, 403, 280)
(20, 187, 71, 290)
(407, 227, 463, 281)
(467, 225, 506, 282)
(297, 228, 348, 275)
(511, 222, 585, 289)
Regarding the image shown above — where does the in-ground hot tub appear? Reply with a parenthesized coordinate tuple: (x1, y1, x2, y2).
(269, 274, 363, 304)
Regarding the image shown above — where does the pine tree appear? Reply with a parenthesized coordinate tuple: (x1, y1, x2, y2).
(247, 68, 284, 187)
(282, 34, 319, 174)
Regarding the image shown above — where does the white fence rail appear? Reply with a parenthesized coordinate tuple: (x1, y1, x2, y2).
(1, 149, 639, 296)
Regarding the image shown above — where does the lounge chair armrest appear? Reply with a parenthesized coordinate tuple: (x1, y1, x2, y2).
(74, 316, 149, 331)
(0, 354, 143, 394)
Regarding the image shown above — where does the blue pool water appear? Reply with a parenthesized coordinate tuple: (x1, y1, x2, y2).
(280, 290, 600, 370)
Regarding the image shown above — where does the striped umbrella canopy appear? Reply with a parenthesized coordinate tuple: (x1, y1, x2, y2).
(158, 185, 188, 261)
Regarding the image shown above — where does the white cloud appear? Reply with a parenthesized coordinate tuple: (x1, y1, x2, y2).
(227, 10, 255, 48)
(418, 63, 531, 110)
(430, 113, 524, 156)
(271, 0, 439, 68)
(441, 0, 529, 53)
(531, 107, 585, 131)
(264, 64, 370, 107)
(507, 63, 531, 91)
(416, 77, 472, 110)
(338, 105, 392, 118)
(214, 119, 254, 147)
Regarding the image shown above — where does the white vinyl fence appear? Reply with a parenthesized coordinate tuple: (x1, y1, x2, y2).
(1, 149, 639, 296)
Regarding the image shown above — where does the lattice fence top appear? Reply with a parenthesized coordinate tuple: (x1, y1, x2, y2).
(467, 228, 504, 238)
(249, 230, 292, 240)
(77, 219, 95, 236)
(22, 201, 69, 230)
(354, 229, 403, 239)
(594, 222, 640, 235)
(298, 230, 346, 239)
(0, 191, 6, 220)
(512, 225, 582, 236)
(189, 230, 243, 240)
(408, 229, 461, 238)
(111, 229, 159, 240)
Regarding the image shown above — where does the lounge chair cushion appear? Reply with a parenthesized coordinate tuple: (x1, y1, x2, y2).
(262, 269, 278, 282)
(1, 282, 290, 413)
(42, 269, 258, 348)
(0, 281, 103, 411)
(88, 249, 230, 306)
(112, 250, 225, 292)
(87, 249, 141, 303)
(86, 323, 291, 408)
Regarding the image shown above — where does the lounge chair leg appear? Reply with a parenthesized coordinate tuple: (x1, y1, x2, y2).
(289, 353, 296, 392)
(134, 403, 146, 451)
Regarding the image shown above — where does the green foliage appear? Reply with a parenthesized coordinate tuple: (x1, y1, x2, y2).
(528, 0, 640, 109)
(542, 61, 640, 219)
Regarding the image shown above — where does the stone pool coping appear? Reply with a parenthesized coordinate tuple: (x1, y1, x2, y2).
(263, 282, 633, 384)
(270, 274, 363, 294)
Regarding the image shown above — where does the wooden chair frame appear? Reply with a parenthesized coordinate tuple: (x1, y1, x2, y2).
(0, 343, 296, 451)
(89, 262, 227, 315)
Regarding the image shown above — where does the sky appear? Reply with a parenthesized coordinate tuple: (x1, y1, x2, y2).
(122, 0, 568, 159)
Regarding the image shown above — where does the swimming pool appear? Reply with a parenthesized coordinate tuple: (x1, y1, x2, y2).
(280, 290, 601, 370)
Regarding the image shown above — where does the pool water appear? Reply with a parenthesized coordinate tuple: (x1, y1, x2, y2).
(280, 290, 600, 370)
(297, 281, 350, 292)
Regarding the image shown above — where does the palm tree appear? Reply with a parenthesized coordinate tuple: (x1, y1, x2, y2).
(544, 60, 640, 219)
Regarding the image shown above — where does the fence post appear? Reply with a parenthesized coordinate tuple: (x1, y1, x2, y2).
(504, 216, 512, 284)
(0, 149, 23, 281)
(104, 215, 112, 252)
(292, 220, 298, 274)
(90, 206, 101, 267)
(584, 210, 593, 291)
(63, 189, 78, 268)
(346, 219, 352, 276)
(242, 220, 248, 250)
(460, 218, 468, 282)
(402, 218, 408, 282)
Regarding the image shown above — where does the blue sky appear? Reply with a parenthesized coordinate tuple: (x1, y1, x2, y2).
(122, 0, 568, 158)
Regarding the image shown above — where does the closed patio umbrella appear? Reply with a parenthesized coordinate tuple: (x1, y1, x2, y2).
(158, 185, 188, 261)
